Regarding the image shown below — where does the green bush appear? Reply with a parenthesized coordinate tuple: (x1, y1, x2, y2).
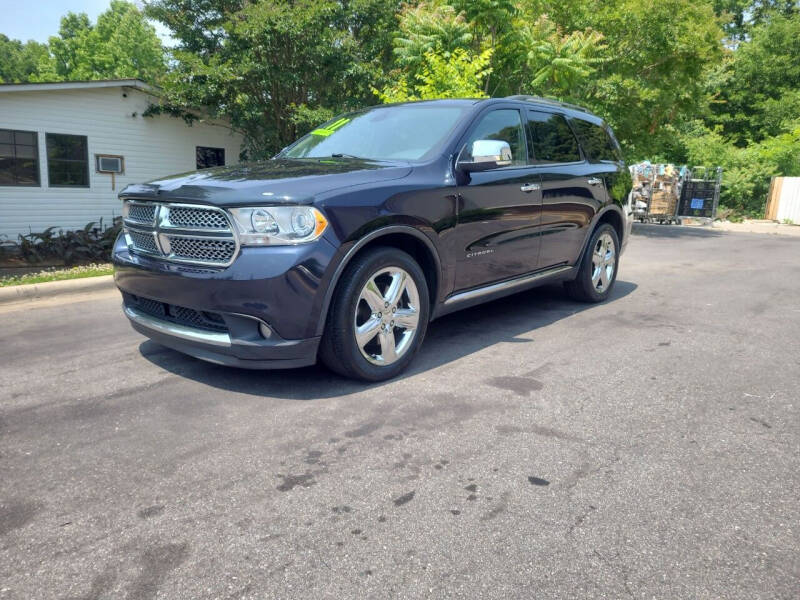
(678, 121, 800, 217)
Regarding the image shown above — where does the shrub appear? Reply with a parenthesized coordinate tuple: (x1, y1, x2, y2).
(2, 217, 122, 266)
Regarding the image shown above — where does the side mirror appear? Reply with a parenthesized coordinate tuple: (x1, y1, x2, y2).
(457, 140, 513, 172)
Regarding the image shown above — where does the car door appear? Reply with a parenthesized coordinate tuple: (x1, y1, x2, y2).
(453, 108, 543, 291)
(526, 110, 606, 269)
(569, 116, 629, 207)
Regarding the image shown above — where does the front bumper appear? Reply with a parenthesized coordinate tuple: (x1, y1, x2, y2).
(124, 303, 320, 369)
(113, 233, 338, 369)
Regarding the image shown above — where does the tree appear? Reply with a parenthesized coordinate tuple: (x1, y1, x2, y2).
(147, 0, 401, 156)
(451, 0, 516, 92)
(574, 0, 725, 158)
(0, 35, 50, 83)
(391, 2, 473, 71)
(35, 1, 165, 83)
(507, 15, 606, 98)
(706, 12, 800, 144)
(375, 47, 493, 102)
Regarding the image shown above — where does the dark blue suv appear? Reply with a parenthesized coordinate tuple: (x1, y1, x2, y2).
(113, 96, 632, 381)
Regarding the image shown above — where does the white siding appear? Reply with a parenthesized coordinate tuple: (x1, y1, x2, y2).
(774, 177, 800, 224)
(0, 86, 244, 239)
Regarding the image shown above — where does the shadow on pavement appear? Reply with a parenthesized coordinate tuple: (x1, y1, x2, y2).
(140, 280, 637, 400)
(632, 222, 724, 239)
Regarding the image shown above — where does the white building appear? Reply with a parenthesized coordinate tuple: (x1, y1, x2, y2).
(0, 79, 244, 240)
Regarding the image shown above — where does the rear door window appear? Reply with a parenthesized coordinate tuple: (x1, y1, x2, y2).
(526, 111, 581, 164)
(570, 118, 621, 162)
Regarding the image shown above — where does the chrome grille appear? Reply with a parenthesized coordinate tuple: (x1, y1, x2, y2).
(167, 236, 237, 263)
(126, 203, 156, 225)
(122, 200, 238, 267)
(128, 230, 159, 254)
(166, 206, 229, 230)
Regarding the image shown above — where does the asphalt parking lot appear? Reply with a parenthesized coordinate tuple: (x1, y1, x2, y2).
(1, 224, 799, 599)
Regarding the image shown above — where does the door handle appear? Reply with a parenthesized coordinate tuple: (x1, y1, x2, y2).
(587, 177, 603, 186)
(520, 183, 541, 193)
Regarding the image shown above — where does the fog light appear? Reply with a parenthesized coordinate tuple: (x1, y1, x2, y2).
(259, 322, 272, 339)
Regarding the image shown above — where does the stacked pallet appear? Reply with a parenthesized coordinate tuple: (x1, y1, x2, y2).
(650, 181, 678, 216)
(631, 162, 681, 220)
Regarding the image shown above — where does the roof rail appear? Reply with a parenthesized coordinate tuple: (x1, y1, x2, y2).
(505, 95, 591, 114)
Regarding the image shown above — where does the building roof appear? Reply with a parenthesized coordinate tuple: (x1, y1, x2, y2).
(0, 79, 156, 94)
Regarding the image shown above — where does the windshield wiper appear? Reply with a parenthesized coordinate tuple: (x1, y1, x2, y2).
(329, 153, 363, 159)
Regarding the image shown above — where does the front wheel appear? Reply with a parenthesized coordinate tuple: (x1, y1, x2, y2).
(564, 223, 620, 303)
(319, 247, 429, 381)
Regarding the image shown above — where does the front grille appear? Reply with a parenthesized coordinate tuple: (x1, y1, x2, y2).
(128, 230, 159, 254)
(123, 200, 238, 266)
(124, 293, 228, 332)
(167, 236, 237, 263)
(166, 206, 229, 230)
(126, 203, 156, 224)
(137, 296, 167, 317)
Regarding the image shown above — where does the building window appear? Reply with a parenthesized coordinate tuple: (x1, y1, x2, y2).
(196, 146, 225, 169)
(46, 133, 89, 187)
(0, 129, 40, 186)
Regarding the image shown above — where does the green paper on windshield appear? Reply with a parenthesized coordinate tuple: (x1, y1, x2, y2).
(310, 118, 350, 137)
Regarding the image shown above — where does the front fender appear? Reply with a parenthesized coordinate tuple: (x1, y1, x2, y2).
(311, 223, 445, 337)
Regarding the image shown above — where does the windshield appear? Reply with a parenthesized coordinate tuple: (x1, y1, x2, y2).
(280, 105, 468, 161)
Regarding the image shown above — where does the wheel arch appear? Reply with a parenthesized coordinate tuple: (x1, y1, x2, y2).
(596, 206, 624, 245)
(314, 226, 442, 337)
(574, 205, 625, 266)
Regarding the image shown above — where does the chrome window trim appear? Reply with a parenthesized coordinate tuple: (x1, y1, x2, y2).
(122, 199, 240, 267)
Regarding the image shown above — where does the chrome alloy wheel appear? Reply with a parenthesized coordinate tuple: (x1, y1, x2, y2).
(591, 232, 616, 292)
(354, 267, 420, 366)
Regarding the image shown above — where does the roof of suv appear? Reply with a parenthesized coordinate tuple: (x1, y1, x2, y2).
(385, 96, 604, 125)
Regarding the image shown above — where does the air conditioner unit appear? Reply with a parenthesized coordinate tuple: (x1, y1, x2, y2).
(96, 155, 124, 174)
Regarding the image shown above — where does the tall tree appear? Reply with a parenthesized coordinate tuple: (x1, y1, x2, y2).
(550, 0, 725, 158)
(146, 0, 401, 156)
(0, 35, 50, 83)
(35, 1, 166, 83)
(707, 12, 800, 144)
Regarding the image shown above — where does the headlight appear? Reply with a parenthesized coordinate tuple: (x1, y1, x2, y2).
(228, 206, 328, 245)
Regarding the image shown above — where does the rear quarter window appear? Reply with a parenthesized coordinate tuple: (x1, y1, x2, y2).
(571, 118, 621, 162)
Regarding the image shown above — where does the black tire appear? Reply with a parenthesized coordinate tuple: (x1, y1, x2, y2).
(564, 223, 620, 303)
(319, 246, 430, 381)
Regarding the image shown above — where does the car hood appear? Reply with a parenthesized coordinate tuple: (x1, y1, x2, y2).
(119, 158, 413, 206)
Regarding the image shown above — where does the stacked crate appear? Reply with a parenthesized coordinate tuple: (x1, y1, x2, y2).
(678, 168, 722, 219)
(649, 179, 678, 217)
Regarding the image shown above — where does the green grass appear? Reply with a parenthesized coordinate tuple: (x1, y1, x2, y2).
(0, 263, 113, 287)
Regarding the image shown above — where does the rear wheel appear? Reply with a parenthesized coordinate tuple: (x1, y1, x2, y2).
(564, 223, 619, 303)
(320, 247, 429, 381)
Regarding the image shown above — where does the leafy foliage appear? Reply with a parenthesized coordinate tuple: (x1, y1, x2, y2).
(375, 48, 493, 102)
(706, 12, 800, 145)
(511, 16, 606, 96)
(146, 0, 401, 156)
(34, 1, 166, 83)
(0, 35, 49, 83)
(6, 218, 123, 266)
(391, 2, 473, 70)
